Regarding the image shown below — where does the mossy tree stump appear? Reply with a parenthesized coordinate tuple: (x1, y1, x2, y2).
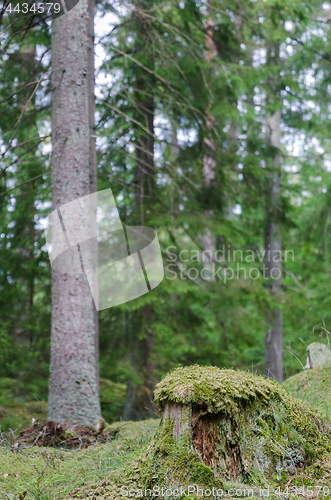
(145, 365, 331, 488)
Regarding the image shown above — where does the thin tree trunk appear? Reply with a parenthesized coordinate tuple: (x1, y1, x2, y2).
(135, 84, 154, 226)
(123, 93, 155, 420)
(202, 13, 217, 273)
(122, 304, 155, 420)
(87, 0, 99, 397)
(264, 41, 283, 383)
(122, 0, 155, 421)
(134, 0, 154, 225)
(48, 0, 101, 426)
(16, 45, 37, 345)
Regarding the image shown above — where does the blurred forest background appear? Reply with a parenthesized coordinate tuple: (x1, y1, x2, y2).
(1, 0, 331, 425)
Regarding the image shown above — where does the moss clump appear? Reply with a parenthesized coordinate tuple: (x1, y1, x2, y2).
(153, 365, 331, 486)
(154, 365, 285, 418)
(190, 462, 218, 486)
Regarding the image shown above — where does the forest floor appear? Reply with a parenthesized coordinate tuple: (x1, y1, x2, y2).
(284, 360, 331, 419)
(0, 365, 330, 500)
(0, 419, 159, 500)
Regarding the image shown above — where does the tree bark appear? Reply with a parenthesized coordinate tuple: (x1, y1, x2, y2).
(122, 2, 155, 420)
(201, 13, 217, 276)
(134, 0, 154, 226)
(87, 0, 99, 396)
(264, 41, 283, 383)
(48, 0, 101, 426)
(122, 303, 155, 420)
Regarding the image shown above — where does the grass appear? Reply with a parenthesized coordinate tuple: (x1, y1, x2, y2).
(0, 420, 159, 500)
(0, 401, 48, 435)
(1, 366, 331, 500)
(284, 361, 331, 419)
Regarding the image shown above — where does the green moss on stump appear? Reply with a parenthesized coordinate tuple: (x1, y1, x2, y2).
(152, 365, 331, 486)
(154, 365, 285, 417)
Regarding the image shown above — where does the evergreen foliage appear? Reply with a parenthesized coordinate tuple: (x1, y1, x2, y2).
(1, 0, 331, 416)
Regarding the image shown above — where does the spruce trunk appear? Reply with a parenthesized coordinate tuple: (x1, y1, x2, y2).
(48, 0, 101, 426)
(264, 41, 283, 383)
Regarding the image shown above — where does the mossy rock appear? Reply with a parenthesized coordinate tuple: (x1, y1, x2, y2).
(305, 342, 331, 369)
(145, 365, 331, 489)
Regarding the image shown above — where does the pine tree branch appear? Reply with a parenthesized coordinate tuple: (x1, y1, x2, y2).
(0, 171, 50, 197)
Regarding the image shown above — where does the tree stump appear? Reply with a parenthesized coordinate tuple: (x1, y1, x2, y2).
(141, 365, 331, 488)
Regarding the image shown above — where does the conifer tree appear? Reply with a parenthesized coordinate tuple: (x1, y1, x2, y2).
(48, 0, 101, 426)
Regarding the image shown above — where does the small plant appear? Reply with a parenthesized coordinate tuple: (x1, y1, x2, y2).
(274, 466, 285, 482)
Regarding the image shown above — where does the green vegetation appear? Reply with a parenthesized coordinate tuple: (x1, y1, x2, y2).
(3, 0, 331, 496)
(0, 400, 48, 435)
(0, 379, 126, 433)
(0, 420, 159, 500)
(99, 379, 127, 424)
(284, 361, 331, 419)
(2, 0, 331, 414)
(2, 365, 331, 499)
(154, 365, 285, 416)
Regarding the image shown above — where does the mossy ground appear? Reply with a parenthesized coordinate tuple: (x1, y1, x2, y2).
(0, 379, 126, 433)
(0, 420, 159, 500)
(284, 361, 331, 419)
(1, 367, 331, 499)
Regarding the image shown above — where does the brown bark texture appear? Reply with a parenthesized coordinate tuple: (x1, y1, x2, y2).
(48, 0, 101, 426)
(87, 0, 99, 395)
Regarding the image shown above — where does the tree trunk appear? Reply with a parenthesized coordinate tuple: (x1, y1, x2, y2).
(134, 0, 154, 225)
(264, 41, 283, 383)
(48, 0, 101, 426)
(201, 13, 217, 276)
(15, 45, 38, 345)
(122, 2, 155, 420)
(122, 303, 155, 420)
(87, 0, 99, 396)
